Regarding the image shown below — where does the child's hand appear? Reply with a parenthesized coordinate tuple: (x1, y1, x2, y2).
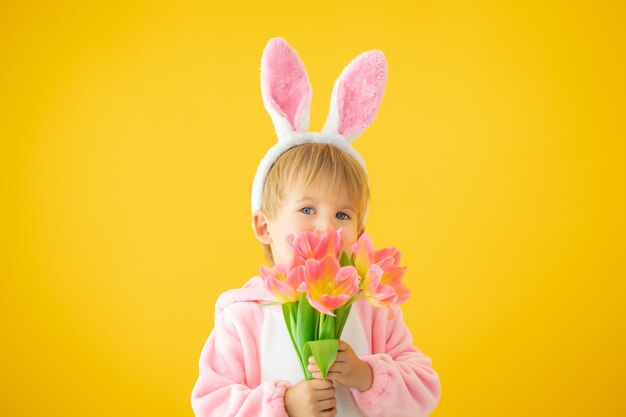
(307, 340, 373, 392)
(284, 378, 336, 417)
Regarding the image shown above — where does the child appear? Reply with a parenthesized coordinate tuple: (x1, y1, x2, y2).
(191, 38, 441, 417)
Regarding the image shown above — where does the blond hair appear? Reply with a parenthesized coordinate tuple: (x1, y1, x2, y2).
(259, 142, 370, 265)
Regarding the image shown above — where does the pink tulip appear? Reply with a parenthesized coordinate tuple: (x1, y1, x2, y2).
(352, 232, 411, 309)
(373, 245, 402, 265)
(297, 256, 359, 316)
(376, 256, 410, 305)
(352, 231, 376, 279)
(260, 256, 305, 304)
(361, 263, 398, 314)
(285, 226, 343, 261)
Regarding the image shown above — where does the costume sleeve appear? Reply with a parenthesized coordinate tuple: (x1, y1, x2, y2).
(350, 308, 441, 417)
(191, 304, 291, 417)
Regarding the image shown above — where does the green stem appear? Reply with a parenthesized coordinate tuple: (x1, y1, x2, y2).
(352, 292, 366, 303)
(292, 303, 309, 378)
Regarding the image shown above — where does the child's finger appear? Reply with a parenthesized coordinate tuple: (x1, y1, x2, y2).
(327, 371, 344, 383)
(320, 408, 337, 417)
(310, 379, 334, 390)
(312, 383, 335, 401)
(311, 358, 349, 374)
(314, 371, 340, 381)
(334, 350, 353, 362)
(328, 361, 347, 374)
(316, 397, 337, 412)
(310, 363, 334, 379)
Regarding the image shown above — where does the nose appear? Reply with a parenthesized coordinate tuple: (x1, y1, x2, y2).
(313, 216, 338, 233)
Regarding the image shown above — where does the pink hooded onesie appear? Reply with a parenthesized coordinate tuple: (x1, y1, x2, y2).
(190, 276, 441, 416)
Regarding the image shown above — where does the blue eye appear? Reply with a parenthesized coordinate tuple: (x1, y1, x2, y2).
(300, 207, 315, 215)
(337, 212, 350, 220)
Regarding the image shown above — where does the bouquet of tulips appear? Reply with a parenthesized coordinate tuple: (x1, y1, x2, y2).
(259, 226, 410, 380)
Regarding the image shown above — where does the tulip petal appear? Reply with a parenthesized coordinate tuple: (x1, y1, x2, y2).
(306, 293, 335, 316)
(352, 231, 375, 278)
(300, 256, 359, 315)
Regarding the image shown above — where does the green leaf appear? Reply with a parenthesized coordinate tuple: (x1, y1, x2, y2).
(282, 303, 308, 378)
(282, 304, 298, 354)
(340, 250, 351, 267)
(295, 294, 318, 379)
(319, 313, 335, 340)
(259, 301, 281, 306)
(333, 293, 363, 339)
(303, 339, 339, 380)
(296, 294, 317, 345)
(334, 304, 351, 339)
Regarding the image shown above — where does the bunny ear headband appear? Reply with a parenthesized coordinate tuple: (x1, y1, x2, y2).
(251, 37, 388, 226)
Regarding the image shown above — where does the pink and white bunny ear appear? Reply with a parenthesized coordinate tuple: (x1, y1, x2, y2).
(322, 50, 388, 142)
(261, 38, 313, 142)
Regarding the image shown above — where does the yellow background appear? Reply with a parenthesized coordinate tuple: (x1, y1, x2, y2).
(2, 1, 625, 416)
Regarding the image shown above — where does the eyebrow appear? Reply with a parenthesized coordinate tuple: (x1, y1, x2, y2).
(296, 197, 355, 212)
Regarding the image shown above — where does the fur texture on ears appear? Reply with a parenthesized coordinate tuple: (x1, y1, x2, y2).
(252, 37, 388, 226)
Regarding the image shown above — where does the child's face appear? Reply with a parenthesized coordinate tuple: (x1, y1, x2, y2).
(255, 181, 364, 265)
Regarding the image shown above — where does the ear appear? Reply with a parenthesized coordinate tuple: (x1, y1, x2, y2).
(322, 50, 388, 142)
(261, 37, 313, 141)
(252, 210, 273, 244)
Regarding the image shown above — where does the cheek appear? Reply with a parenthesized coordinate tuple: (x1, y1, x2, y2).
(272, 238, 294, 264)
(341, 229, 358, 253)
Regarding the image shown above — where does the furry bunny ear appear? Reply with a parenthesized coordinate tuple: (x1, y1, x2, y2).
(322, 50, 388, 142)
(261, 38, 312, 141)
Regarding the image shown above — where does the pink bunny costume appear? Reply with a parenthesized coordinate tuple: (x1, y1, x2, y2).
(191, 38, 442, 416)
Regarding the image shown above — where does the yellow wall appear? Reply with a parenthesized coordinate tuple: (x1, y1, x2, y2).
(2, 1, 624, 416)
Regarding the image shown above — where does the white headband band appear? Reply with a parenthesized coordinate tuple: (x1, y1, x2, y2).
(251, 37, 388, 226)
